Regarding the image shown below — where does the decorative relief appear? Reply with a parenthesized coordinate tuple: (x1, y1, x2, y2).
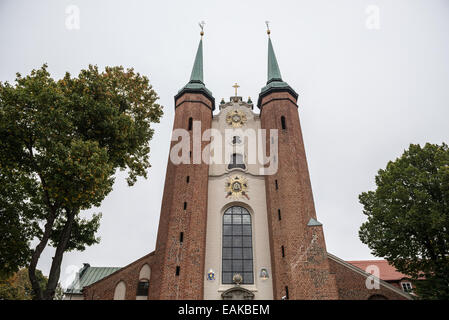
(225, 175, 249, 200)
(226, 109, 247, 128)
(260, 268, 269, 280)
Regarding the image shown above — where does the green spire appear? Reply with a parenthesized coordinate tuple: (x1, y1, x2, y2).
(258, 34, 298, 108)
(189, 39, 204, 84)
(267, 38, 282, 83)
(175, 36, 214, 110)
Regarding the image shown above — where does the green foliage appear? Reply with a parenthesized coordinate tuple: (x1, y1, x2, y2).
(50, 213, 102, 252)
(0, 268, 47, 300)
(359, 143, 449, 299)
(0, 64, 163, 297)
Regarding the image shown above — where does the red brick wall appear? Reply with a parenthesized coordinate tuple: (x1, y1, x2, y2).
(83, 252, 156, 300)
(260, 91, 339, 300)
(149, 92, 212, 300)
(328, 256, 409, 300)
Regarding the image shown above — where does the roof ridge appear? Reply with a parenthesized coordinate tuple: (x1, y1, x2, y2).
(328, 252, 412, 300)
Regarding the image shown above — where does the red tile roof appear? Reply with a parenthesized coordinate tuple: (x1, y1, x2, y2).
(346, 260, 409, 281)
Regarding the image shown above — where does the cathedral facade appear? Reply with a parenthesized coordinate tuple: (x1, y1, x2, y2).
(76, 30, 411, 300)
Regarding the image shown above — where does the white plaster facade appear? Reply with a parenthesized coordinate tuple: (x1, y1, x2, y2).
(203, 97, 273, 300)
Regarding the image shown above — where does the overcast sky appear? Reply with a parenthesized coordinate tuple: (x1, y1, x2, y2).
(1, 0, 448, 287)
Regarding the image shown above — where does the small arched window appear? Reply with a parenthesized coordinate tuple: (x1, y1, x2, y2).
(188, 117, 193, 131)
(281, 116, 286, 130)
(228, 153, 246, 170)
(136, 264, 151, 298)
(113, 281, 126, 300)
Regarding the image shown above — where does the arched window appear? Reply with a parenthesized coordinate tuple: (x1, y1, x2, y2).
(113, 281, 126, 300)
(139, 264, 151, 281)
(281, 116, 286, 130)
(136, 280, 149, 297)
(136, 264, 151, 298)
(188, 117, 193, 131)
(228, 153, 246, 170)
(222, 206, 253, 284)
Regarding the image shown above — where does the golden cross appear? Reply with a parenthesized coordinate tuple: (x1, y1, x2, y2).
(232, 83, 240, 96)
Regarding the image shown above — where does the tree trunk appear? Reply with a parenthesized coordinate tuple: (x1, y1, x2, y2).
(43, 208, 76, 300)
(29, 213, 56, 300)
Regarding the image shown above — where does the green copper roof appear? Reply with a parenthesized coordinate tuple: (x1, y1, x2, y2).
(189, 39, 204, 83)
(65, 265, 121, 295)
(267, 38, 282, 83)
(258, 37, 298, 108)
(307, 217, 323, 227)
(176, 38, 215, 109)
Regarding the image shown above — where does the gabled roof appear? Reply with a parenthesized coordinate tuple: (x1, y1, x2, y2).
(328, 253, 412, 299)
(347, 260, 410, 281)
(65, 265, 121, 295)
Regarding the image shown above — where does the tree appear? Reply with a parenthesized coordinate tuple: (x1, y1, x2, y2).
(359, 143, 449, 299)
(0, 268, 47, 300)
(0, 64, 163, 299)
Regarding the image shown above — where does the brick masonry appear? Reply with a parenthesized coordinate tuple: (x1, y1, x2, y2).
(328, 255, 409, 300)
(148, 92, 212, 300)
(83, 252, 156, 300)
(260, 91, 339, 300)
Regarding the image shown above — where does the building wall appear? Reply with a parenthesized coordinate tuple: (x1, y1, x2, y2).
(203, 99, 273, 299)
(328, 255, 410, 300)
(204, 101, 273, 299)
(83, 252, 156, 300)
(260, 91, 339, 300)
(149, 93, 212, 300)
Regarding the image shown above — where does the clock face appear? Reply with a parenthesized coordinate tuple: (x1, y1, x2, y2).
(226, 110, 247, 128)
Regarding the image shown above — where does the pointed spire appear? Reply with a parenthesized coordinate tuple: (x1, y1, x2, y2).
(189, 38, 204, 84)
(175, 23, 214, 110)
(267, 37, 282, 84)
(257, 24, 298, 109)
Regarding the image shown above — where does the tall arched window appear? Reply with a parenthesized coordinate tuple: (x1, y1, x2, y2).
(136, 264, 151, 298)
(222, 206, 253, 284)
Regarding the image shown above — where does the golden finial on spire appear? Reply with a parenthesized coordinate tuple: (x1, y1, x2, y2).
(199, 21, 205, 37)
(265, 21, 271, 36)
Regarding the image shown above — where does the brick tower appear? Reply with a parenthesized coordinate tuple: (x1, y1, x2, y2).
(149, 32, 214, 299)
(258, 30, 339, 299)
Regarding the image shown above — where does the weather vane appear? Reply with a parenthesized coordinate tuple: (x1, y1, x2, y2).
(199, 21, 205, 37)
(265, 20, 271, 36)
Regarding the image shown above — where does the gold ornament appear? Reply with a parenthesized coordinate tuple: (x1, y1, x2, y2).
(226, 110, 247, 128)
(225, 175, 249, 200)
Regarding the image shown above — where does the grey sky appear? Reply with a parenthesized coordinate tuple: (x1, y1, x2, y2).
(1, 0, 448, 287)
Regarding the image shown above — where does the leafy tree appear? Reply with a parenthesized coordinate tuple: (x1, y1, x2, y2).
(359, 143, 449, 299)
(0, 64, 163, 299)
(0, 268, 47, 300)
